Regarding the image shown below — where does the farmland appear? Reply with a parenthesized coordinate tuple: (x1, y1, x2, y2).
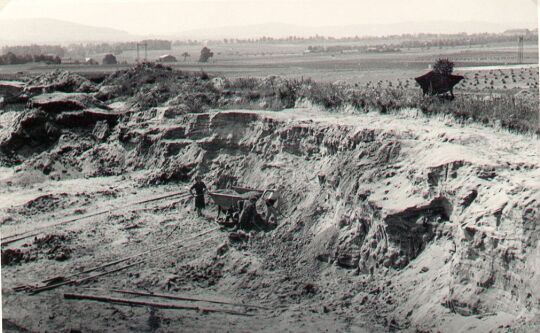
(1, 39, 538, 86)
(1, 39, 537, 134)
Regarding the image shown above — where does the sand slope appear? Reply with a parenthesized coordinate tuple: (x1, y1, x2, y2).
(1, 73, 539, 332)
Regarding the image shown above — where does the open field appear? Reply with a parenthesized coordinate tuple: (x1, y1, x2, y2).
(1, 40, 538, 86)
(0, 54, 538, 134)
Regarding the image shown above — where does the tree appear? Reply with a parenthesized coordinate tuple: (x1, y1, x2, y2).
(433, 58, 454, 75)
(3, 52, 18, 65)
(102, 53, 117, 65)
(181, 52, 190, 62)
(198, 47, 213, 63)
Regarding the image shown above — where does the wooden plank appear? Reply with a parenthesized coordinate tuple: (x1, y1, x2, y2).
(64, 293, 253, 316)
(41, 257, 132, 284)
(30, 261, 143, 294)
(109, 289, 269, 310)
(18, 227, 220, 292)
(1, 191, 190, 245)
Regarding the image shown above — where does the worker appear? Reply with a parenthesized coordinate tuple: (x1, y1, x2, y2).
(238, 195, 258, 229)
(263, 187, 281, 224)
(190, 176, 207, 217)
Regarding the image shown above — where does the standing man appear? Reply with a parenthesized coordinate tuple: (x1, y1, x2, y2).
(190, 176, 207, 217)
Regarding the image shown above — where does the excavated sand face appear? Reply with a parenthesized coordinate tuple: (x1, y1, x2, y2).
(1, 103, 539, 332)
(152, 108, 540, 331)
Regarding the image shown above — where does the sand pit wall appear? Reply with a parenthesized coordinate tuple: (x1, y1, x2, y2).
(99, 110, 538, 328)
(1, 91, 538, 330)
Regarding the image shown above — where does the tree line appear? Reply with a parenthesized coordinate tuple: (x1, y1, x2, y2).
(2, 40, 172, 59)
(0, 52, 61, 65)
(2, 44, 66, 57)
(66, 39, 172, 57)
(181, 31, 538, 46)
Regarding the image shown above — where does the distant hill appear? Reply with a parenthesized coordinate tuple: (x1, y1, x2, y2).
(0, 18, 138, 45)
(171, 21, 538, 39)
(0, 18, 535, 46)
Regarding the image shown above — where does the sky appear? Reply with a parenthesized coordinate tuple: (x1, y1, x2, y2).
(0, 0, 538, 35)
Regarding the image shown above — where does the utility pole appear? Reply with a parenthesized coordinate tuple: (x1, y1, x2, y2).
(517, 36, 524, 64)
(144, 42, 148, 61)
(136, 42, 148, 63)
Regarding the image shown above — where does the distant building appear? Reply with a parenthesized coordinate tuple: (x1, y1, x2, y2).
(157, 54, 177, 63)
(503, 29, 530, 36)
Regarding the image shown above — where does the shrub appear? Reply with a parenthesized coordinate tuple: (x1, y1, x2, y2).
(433, 58, 455, 75)
(298, 81, 346, 109)
(229, 77, 260, 90)
(102, 54, 117, 65)
(199, 47, 214, 63)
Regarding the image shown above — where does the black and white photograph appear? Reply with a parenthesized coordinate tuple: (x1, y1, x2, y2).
(0, 0, 539, 332)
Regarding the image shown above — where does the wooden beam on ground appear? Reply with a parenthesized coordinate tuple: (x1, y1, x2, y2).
(109, 289, 269, 310)
(41, 256, 132, 284)
(1, 191, 190, 246)
(30, 261, 143, 294)
(64, 293, 254, 316)
(17, 227, 220, 293)
(59, 226, 219, 281)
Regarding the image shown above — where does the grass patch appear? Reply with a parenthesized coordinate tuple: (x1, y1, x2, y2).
(230, 77, 539, 134)
(23, 64, 538, 134)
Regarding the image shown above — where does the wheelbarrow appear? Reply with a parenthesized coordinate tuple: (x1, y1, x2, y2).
(208, 190, 263, 226)
(231, 186, 264, 195)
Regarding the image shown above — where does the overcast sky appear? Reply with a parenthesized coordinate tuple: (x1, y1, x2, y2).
(0, 0, 538, 35)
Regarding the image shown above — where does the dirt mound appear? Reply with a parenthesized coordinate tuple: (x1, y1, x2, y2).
(1, 234, 72, 266)
(98, 62, 221, 112)
(34, 234, 72, 261)
(1, 65, 307, 172)
(95, 63, 298, 113)
(24, 193, 68, 213)
(100, 62, 174, 88)
(97, 62, 177, 104)
(25, 70, 96, 94)
(1, 248, 29, 266)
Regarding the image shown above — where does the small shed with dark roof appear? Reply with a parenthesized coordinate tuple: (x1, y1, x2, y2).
(415, 71, 464, 98)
